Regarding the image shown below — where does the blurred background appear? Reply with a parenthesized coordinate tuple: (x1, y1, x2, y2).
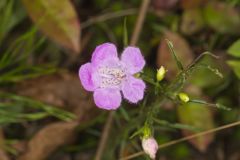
(0, 0, 239, 160)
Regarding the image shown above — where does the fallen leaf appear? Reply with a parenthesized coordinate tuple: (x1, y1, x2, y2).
(15, 72, 92, 113)
(13, 72, 98, 160)
(177, 96, 215, 152)
(17, 121, 79, 160)
(21, 0, 81, 52)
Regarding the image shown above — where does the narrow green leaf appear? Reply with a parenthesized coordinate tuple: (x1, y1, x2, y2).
(19, 112, 49, 120)
(215, 103, 232, 111)
(189, 99, 231, 111)
(123, 17, 128, 47)
(129, 128, 143, 139)
(166, 39, 184, 71)
(0, 27, 39, 68)
(193, 64, 223, 78)
(119, 107, 130, 121)
(0, 92, 76, 122)
(187, 51, 219, 70)
(1, 143, 18, 155)
(153, 118, 200, 132)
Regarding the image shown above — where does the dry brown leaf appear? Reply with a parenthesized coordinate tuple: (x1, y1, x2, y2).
(17, 121, 78, 160)
(177, 85, 215, 152)
(14, 72, 98, 160)
(178, 105, 215, 152)
(15, 72, 93, 112)
(21, 0, 81, 53)
(157, 30, 193, 80)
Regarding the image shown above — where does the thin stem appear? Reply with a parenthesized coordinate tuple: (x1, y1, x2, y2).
(81, 9, 138, 29)
(81, 8, 167, 30)
(95, 1, 150, 158)
(120, 120, 240, 160)
(94, 111, 115, 160)
(187, 52, 219, 70)
(141, 74, 173, 99)
(130, 0, 151, 45)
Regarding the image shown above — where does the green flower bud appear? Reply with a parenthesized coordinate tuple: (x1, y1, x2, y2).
(156, 66, 166, 82)
(134, 73, 141, 78)
(178, 92, 190, 103)
(142, 125, 151, 139)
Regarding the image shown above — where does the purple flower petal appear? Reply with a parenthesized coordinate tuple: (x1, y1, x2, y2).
(79, 63, 95, 91)
(91, 57, 122, 88)
(99, 57, 121, 68)
(93, 88, 122, 110)
(122, 76, 146, 103)
(91, 43, 118, 66)
(121, 47, 145, 74)
(79, 43, 147, 110)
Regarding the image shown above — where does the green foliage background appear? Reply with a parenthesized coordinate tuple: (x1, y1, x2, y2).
(0, 0, 239, 160)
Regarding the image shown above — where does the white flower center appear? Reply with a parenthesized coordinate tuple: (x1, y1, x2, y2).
(98, 67, 126, 88)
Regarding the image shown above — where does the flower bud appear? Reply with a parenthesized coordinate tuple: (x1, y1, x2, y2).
(178, 92, 190, 103)
(142, 137, 158, 159)
(134, 73, 141, 78)
(156, 66, 166, 82)
(142, 125, 151, 139)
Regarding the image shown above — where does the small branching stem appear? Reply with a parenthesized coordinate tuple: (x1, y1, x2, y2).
(120, 120, 240, 160)
(187, 51, 219, 70)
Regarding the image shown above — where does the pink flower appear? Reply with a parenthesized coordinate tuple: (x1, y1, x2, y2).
(79, 43, 146, 110)
(142, 137, 158, 159)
